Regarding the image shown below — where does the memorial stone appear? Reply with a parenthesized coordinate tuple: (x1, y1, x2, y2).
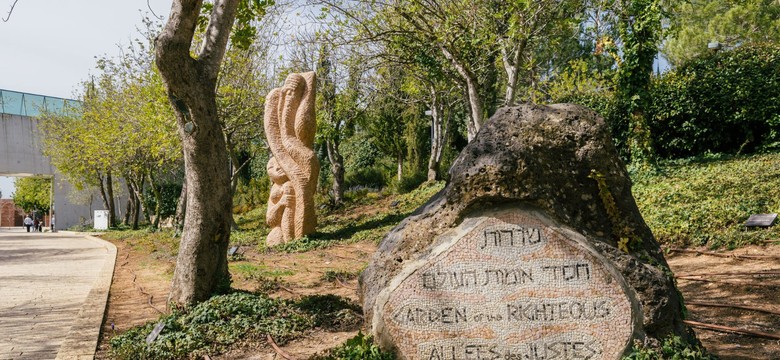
(360, 104, 697, 359)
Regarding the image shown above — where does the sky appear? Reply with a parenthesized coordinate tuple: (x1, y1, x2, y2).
(0, 0, 171, 198)
(0, 0, 171, 99)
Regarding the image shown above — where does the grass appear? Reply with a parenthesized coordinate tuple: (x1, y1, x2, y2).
(633, 152, 780, 249)
(321, 268, 361, 283)
(311, 332, 395, 360)
(95, 181, 444, 256)
(104, 182, 444, 358)
(109, 292, 362, 359)
(99, 153, 780, 358)
(100, 227, 180, 258)
(229, 262, 294, 279)
(269, 181, 444, 253)
(622, 336, 715, 360)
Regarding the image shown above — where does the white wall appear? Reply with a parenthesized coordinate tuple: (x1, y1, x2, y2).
(0, 113, 121, 229)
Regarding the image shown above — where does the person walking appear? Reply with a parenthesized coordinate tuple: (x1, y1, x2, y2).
(23, 215, 33, 232)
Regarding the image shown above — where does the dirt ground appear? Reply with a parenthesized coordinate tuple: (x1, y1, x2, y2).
(666, 243, 780, 359)
(95, 236, 780, 359)
(94, 237, 374, 359)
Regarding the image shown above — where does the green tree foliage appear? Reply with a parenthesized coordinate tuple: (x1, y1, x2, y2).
(561, 44, 780, 160)
(496, 0, 584, 105)
(39, 32, 182, 230)
(364, 68, 409, 182)
(616, 0, 664, 164)
(12, 177, 52, 213)
(649, 43, 780, 158)
(664, 0, 780, 66)
(217, 46, 270, 195)
(315, 45, 366, 205)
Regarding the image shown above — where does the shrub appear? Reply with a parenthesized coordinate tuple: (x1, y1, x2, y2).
(649, 43, 780, 158)
(145, 183, 182, 219)
(632, 152, 780, 248)
(311, 332, 395, 360)
(345, 166, 387, 190)
(561, 43, 780, 160)
(623, 336, 716, 360)
(233, 178, 269, 214)
(392, 171, 427, 194)
(109, 292, 361, 359)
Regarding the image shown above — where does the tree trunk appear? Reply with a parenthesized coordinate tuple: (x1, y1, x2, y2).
(502, 50, 520, 106)
(123, 190, 132, 226)
(106, 170, 117, 227)
(439, 46, 483, 142)
(326, 139, 344, 206)
(95, 171, 113, 228)
(129, 176, 151, 224)
(132, 192, 140, 230)
(501, 38, 529, 107)
(147, 173, 162, 229)
(226, 140, 246, 231)
(427, 87, 447, 182)
(396, 153, 404, 182)
(156, 0, 238, 305)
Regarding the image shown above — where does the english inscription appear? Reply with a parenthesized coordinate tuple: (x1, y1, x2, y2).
(382, 212, 633, 360)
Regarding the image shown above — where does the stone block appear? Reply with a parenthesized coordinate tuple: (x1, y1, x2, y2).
(360, 104, 695, 359)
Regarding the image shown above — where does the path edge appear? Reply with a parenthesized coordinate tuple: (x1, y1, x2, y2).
(55, 233, 117, 360)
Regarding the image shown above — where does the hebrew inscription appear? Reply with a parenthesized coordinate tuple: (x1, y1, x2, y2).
(380, 210, 634, 360)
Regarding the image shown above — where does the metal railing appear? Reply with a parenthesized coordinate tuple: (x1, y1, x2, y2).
(0, 89, 79, 117)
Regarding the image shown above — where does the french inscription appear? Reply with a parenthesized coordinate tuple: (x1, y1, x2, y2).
(505, 299, 611, 322)
(419, 336, 602, 360)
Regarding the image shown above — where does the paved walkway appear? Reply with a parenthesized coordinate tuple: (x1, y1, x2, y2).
(0, 228, 116, 360)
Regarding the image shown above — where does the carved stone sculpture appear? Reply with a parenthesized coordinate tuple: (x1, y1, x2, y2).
(264, 72, 319, 246)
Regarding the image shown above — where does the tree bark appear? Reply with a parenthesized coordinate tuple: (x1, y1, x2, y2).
(96, 172, 111, 227)
(147, 173, 162, 229)
(326, 139, 344, 206)
(426, 87, 448, 182)
(396, 153, 404, 182)
(156, 0, 237, 305)
(132, 191, 140, 230)
(106, 170, 117, 227)
(318, 47, 344, 206)
(123, 190, 132, 226)
(128, 176, 151, 224)
(439, 46, 483, 142)
(502, 43, 525, 106)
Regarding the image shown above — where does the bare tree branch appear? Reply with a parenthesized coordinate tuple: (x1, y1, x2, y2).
(148, 0, 165, 21)
(2, 0, 20, 22)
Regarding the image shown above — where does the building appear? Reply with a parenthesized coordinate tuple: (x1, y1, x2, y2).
(0, 89, 121, 229)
